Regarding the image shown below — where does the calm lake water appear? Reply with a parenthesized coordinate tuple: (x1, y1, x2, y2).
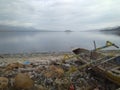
(0, 31, 120, 54)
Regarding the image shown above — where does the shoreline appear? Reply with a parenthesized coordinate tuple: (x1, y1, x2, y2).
(0, 49, 119, 56)
(0, 50, 119, 64)
(0, 52, 73, 65)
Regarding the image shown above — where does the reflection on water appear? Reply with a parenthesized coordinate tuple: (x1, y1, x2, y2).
(0, 31, 120, 54)
(101, 30, 120, 36)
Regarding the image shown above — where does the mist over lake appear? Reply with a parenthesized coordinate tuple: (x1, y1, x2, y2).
(0, 31, 120, 54)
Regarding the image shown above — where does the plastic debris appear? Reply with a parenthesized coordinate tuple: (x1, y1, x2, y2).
(0, 49, 120, 90)
(23, 61, 31, 65)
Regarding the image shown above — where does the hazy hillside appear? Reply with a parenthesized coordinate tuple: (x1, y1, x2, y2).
(0, 25, 53, 32)
(100, 26, 120, 36)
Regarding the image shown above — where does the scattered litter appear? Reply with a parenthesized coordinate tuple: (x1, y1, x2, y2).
(0, 41, 119, 90)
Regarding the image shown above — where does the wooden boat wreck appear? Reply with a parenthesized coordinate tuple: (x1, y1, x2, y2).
(72, 41, 120, 87)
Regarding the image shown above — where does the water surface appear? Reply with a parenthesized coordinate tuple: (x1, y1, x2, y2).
(0, 31, 119, 54)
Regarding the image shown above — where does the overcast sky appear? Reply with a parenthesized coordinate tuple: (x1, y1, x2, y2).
(0, 0, 120, 31)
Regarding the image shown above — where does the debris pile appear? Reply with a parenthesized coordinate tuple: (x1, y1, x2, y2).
(0, 41, 120, 90)
(0, 57, 102, 90)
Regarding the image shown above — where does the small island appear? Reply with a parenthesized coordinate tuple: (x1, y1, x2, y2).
(64, 30, 72, 32)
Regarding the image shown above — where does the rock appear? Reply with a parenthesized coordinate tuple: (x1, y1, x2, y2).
(14, 73, 34, 89)
(0, 77, 8, 89)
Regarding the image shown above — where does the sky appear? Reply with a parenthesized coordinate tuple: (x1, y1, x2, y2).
(0, 0, 120, 31)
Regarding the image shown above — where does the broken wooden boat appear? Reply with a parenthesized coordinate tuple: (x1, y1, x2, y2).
(72, 41, 120, 86)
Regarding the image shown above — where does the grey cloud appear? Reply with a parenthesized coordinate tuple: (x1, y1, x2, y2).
(0, 0, 120, 30)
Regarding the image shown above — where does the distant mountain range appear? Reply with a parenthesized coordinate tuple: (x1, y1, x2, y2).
(0, 25, 57, 32)
(101, 26, 120, 31)
(0, 25, 38, 31)
(0, 25, 120, 33)
(100, 26, 120, 36)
